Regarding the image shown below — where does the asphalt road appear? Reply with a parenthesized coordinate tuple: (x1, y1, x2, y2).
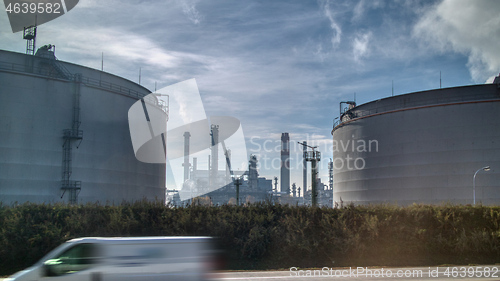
(214, 266, 500, 281)
(2, 266, 499, 281)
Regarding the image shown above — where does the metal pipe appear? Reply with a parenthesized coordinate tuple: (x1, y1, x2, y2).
(311, 156, 317, 207)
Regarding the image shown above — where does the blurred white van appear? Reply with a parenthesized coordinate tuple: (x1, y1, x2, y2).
(6, 236, 220, 281)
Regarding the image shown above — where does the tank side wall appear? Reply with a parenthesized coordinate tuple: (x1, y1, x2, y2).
(0, 50, 165, 204)
(332, 99, 500, 205)
(0, 72, 72, 203)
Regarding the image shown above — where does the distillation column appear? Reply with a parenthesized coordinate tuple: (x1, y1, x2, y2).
(302, 140, 307, 195)
(210, 125, 219, 188)
(248, 155, 258, 190)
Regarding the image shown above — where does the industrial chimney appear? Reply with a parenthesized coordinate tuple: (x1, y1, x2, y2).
(280, 132, 290, 195)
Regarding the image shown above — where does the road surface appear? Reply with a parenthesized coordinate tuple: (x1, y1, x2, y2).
(214, 266, 500, 281)
(2, 266, 499, 280)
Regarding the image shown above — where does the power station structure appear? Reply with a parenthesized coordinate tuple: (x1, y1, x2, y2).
(303, 178, 332, 207)
(168, 124, 274, 206)
(331, 77, 500, 205)
(174, 153, 273, 205)
(300, 142, 321, 206)
(0, 47, 166, 204)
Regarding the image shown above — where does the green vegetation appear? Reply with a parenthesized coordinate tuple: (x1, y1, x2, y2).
(0, 201, 499, 275)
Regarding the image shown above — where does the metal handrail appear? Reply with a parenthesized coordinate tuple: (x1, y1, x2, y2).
(333, 119, 341, 128)
(0, 60, 151, 101)
(78, 74, 145, 99)
(334, 90, 500, 129)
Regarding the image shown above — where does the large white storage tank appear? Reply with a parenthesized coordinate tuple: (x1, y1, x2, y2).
(0, 49, 166, 204)
(331, 80, 500, 205)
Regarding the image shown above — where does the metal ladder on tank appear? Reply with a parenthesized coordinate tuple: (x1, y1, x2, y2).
(51, 58, 72, 80)
(61, 74, 83, 204)
(34, 45, 73, 80)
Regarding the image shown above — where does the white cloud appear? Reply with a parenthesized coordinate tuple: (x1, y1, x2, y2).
(313, 43, 325, 62)
(352, 0, 384, 22)
(53, 27, 216, 81)
(352, 31, 372, 62)
(413, 0, 500, 82)
(179, 0, 203, 24)
(352, 0, 365, 22)
(203, 95, 241, 114)
(75, 0, 99, 8)
(320, 0, 342, 49)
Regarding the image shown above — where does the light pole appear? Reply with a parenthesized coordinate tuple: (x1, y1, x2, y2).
(473, 166, 490, 206)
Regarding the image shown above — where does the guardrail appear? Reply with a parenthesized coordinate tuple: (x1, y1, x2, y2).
(0, 59, 148, 101)
(333, 119, 341, 128)
(333, 89, 500, 130)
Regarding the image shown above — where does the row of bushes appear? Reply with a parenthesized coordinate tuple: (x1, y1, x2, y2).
(0, 201, 499, 275)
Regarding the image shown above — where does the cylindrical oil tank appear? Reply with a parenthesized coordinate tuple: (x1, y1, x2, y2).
(0, 49, 165, 204)
(331, 82, 500, 205)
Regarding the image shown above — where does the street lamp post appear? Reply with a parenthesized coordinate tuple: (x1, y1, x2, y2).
(473, 166, 490, 206)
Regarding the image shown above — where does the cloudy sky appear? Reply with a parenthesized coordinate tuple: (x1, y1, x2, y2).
(1, 0, 500, 191)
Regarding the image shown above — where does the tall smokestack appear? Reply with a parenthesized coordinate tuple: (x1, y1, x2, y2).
(280, 132, 290, 195)
(210, 125, 219, 188)
(183, 132, 191, 182)
(328, 158, 333, 190)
